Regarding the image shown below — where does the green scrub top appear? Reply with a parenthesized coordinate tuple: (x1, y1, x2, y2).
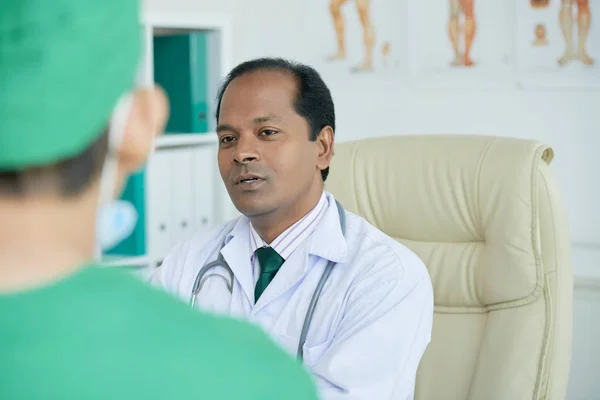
(0, 265, 319, 399)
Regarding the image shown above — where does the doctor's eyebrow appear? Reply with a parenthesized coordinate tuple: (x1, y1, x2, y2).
(251, 114, 281, 124)
(217, 115, 282, 134)
(216, 124, 238, 134)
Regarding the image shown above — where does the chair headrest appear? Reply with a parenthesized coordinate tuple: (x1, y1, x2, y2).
(326, 135, 553, 307)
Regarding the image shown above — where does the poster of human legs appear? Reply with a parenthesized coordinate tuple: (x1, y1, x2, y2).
(406, 0, 516, 87)
(515, 0, 600, 88)
(302, 0, 405, 82)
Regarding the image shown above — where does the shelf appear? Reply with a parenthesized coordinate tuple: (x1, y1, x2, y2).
(143, 12, 232, 32)
(155, 133, 217, 149)
(99, 255, 151, 268)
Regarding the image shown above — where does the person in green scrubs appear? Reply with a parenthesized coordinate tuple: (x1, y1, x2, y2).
(0, 1, 319, 399)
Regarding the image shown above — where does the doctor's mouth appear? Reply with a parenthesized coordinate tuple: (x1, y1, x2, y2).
(234, 172, 268, 191)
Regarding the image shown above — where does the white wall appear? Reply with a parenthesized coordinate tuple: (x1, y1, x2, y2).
(144, 0, 600, 247)
(143, 0, 600, 398)
(569, 285, 600, 400)
(570, 245, 600, 400)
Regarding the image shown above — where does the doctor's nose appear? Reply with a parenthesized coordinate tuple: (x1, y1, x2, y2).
(233, 135, 260, 164)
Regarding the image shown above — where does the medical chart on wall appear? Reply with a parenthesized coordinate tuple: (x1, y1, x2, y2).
(300, 0, 406, 84)
(406, 0, 516, 88)
(515, 0, 600, 88)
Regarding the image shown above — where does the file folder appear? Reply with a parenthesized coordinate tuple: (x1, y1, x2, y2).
(153, 32, 210, 133)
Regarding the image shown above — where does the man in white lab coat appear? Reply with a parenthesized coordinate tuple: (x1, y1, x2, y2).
(150, 58, 434, 399)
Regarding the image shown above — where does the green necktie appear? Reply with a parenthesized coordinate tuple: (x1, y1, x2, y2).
(254, 247, 285, 302)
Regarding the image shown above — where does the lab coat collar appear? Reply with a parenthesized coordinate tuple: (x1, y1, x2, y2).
(305, 192, 348, 264)
(220, 217, 255, 305)
(254, 192, 348, 311)
(220, 192, 348, 310)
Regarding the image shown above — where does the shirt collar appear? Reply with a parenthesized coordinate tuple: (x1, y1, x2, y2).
(249, 191, 328, 260)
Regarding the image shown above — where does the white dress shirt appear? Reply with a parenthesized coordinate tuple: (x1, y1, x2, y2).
(249, 192, 328, 283)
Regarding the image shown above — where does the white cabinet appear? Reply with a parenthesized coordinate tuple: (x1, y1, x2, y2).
(98, 11, 233, 268)
(146, 144, 218, 265)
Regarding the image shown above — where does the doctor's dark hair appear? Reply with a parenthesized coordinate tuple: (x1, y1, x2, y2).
(215, 57, 335, 182)
(0, 130, 109, 197)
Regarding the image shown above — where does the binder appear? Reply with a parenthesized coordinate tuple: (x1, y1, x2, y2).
(104, 168, 147, 257)
(170, 148, 196, 246)
(153, 32, 210, 133)
(192, 146, 215, 234)
(147, 151, 174, 263)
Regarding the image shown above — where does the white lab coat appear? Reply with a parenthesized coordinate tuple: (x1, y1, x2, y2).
(149, 192, 434, 400)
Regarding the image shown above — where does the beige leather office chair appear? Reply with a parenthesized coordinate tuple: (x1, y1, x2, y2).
(326, 135, 573, 400)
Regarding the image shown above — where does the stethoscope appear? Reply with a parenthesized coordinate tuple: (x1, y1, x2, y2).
(189, 200, 347, 361)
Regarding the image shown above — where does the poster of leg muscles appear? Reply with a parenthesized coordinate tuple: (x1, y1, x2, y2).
(302, 0, 405, 82)
(407, 0, 516, 88)
(516, 0, 600, 88)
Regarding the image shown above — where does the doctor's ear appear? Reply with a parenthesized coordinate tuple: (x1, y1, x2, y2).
(316, 126, 334, 171)
(118, 85, 169, 174)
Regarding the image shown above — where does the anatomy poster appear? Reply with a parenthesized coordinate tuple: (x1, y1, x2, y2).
(515, 0, 600, 88)
(406, 0, 516, 88)
(301, 0, 406, 82)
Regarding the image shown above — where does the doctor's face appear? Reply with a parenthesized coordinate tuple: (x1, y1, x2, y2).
(216, 70, 327, 220)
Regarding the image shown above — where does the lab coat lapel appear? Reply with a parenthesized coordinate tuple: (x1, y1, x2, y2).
(253, 246, 308, 311)
(219, 217, 255, 306)
(305, 194, 348, 264)
(253, 193, 348, 311)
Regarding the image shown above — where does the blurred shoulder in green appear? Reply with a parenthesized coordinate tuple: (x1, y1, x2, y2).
(0, 266, 319, 399)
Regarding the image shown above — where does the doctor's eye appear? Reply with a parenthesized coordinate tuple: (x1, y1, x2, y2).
(219, 135, 236, 144)
(259, 129, 278, 137)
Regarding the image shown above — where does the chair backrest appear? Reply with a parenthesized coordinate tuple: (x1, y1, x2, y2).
(326, 135, 573, 400)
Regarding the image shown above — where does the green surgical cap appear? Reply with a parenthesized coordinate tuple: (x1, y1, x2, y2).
(0, 0, 141, 169)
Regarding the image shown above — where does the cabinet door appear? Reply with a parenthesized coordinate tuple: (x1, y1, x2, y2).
(103, 168, 147, 257)
(170, 148, 196, 246)
(192, 146, 216, 234)
(146, 151, 173, 263)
